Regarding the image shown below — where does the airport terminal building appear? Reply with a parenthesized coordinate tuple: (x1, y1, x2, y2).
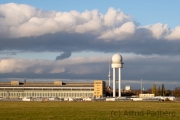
(0, 80, 106, 98)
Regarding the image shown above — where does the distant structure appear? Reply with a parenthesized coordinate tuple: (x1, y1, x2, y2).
(0, 80, 106, 98)
(108, 61, 111, 87)
(139, 94, 154, 98)
(125, 85, 131, 91)
(141, 79, 143, 94)
(111, 53, 123, 97)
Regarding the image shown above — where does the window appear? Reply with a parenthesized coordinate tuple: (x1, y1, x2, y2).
(95, 82, 101, 84)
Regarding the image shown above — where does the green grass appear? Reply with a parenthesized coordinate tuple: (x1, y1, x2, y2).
(0, 101, 179, 120)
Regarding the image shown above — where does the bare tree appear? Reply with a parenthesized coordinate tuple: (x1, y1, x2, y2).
(174, 87, 180, 97)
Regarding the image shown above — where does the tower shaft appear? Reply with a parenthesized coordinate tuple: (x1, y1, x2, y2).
(119, 68, 121, 97)
(113, 68, 116, 97)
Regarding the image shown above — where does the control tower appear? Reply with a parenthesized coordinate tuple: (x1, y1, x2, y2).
(111, 53, 123, 97)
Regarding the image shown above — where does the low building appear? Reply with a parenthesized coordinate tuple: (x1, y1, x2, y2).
(139, 94, 155, 98)
(0, 80, 106, 98)
(125, 85, 131, 91)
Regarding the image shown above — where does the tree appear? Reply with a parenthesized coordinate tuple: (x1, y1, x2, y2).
(161, 84, 165, 96)
(152, 84, 156, 96)
(174, 87, 180, 97)
(146, 88, 152, 94)
(165, 90, 172, 96)
(156, 86, 161, 96)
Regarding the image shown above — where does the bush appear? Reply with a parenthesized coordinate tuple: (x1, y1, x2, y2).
(165, 98, 170, 101)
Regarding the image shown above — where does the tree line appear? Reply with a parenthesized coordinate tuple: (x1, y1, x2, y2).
(152, 84, 166, 96)
(105, 84, 180, 97)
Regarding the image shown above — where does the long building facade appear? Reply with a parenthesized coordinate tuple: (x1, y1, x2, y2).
(0, 80, 106, 98)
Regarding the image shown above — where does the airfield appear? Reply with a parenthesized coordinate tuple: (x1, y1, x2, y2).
(0, 101, 179, 120)
(0, 54, 178, 120)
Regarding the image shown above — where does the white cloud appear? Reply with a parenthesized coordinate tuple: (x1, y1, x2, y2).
(98, 22, 136, 41)
(0, 54, 180, 83)
(103, 7, 131, 27)
(0, 3, 180, 59)
(1, 3, 180, 42)
(75, 19, 101, 33)
(165, 26, 180, 40)
(0, 56, 110, 74)
(0, 54, 179, 75)
(0, 3, 36, 26)
(145, 23, 170, 39)
(0, 3, 132, 38)
(0, 58, 53, 74)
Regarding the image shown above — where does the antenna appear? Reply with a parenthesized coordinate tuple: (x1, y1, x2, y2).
(108, 61, 111, 86)
(141, 79, 142, 94)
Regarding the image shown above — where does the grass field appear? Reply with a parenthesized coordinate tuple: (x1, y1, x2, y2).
(0, 101, 179, 120)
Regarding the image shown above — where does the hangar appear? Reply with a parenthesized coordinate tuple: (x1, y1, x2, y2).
(0, 80, 106, 98)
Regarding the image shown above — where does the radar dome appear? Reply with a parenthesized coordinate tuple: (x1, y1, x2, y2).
(112, 53, 122, 63)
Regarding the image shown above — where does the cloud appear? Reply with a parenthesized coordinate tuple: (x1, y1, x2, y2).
(0, 3, 180, 89)
(0, 52, 16, 56)
(0, 55, 180, 82)
(98, 22, 136, 41)
(0, 56, 109, 74)
(144, 23, 170, 39)
(0, 58, 66, 74)
(0, 3, 180, 56)
(55, 51, 71, 60)
(165, 26, 180, 40)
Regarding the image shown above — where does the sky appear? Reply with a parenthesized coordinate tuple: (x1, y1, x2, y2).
(0, 0, 180, 89)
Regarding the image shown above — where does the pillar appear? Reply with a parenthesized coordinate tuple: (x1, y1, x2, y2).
(113, 68, 116, 97)
(119, 68, 121, 97)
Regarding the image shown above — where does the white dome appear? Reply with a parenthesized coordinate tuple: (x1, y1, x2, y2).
(112, 53, 122, 63)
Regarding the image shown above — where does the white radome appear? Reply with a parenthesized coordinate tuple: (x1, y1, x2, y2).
(112, 53, 122, 63)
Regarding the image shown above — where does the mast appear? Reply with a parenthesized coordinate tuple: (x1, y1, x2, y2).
(108, 61, 111, 87)
(141, 79, 142, 94)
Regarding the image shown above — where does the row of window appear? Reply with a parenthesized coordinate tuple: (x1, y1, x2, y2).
(0, 92, 94, 98)
(95, 82, 102, 84)
(0, 88, 94, 90)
